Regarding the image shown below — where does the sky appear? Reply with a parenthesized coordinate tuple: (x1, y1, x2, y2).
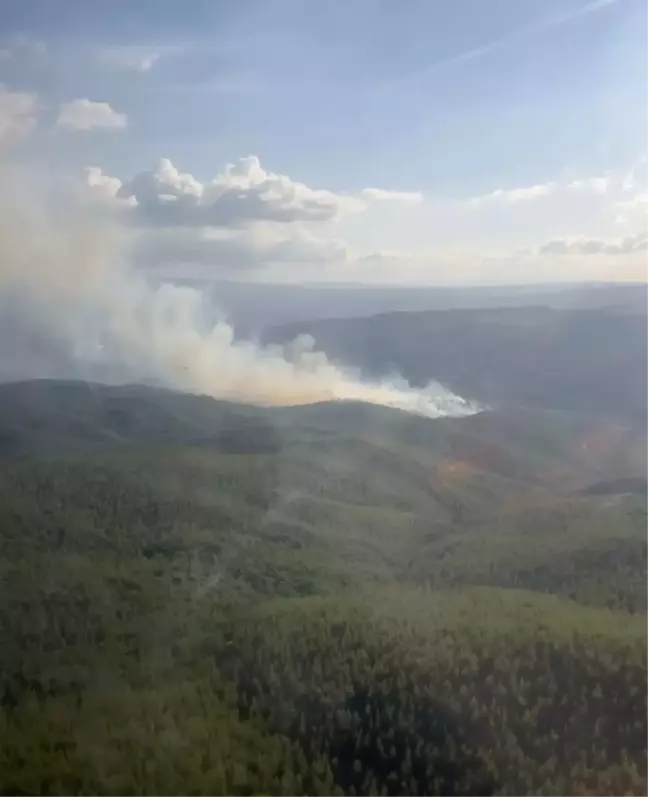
(0, 0, 646, 285)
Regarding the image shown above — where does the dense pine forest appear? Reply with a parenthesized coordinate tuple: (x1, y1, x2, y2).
(0, 381, 646, 795)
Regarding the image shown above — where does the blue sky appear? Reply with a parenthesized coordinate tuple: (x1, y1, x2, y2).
(0, 0, 645, 284)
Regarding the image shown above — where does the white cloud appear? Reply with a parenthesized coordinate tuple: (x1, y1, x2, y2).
(79, 160, 350, 271)
(470, 182, 557, 205)
(57, 99, 127, 131)
(85, 166, 123, 200)
(567, 176, 609, 194)
(469, 175, 612, 207)
(539, 231, 647, 256)
(0, 84, 39, 146)
(480, 168, 644, 258)
(450, 171, 642, 255)
(615, 192, 648, 227)
(114, 155, 365, 226)
(97, 46, 160, 73)
(75, 154, 646, 281)
(96, 157, 426, 230)
(82, 167, 138, 209)
(361, 188, 423, 204)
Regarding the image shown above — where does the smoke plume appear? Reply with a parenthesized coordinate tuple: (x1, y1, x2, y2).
(0, 162, 478, 418)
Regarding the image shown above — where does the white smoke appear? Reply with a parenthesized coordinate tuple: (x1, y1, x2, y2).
(0, 162, 478, 419)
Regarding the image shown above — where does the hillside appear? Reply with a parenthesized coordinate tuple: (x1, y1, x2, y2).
(1, 380, 645, 482)
(265, 306, 647, 423)
(0, 381, 645, 795)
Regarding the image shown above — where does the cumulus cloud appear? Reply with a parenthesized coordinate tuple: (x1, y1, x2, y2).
(106, 155, 367, 226)
(84, 166, 123, 201)
(93, 156, 427, 230)
(83, 167, 138, 209)
(80, 160, 347, 273)
(57, 99, 127, 131)
(0, 84, 39, 145)
(78, 156, 430, 272)
(115, 156, 360, 226)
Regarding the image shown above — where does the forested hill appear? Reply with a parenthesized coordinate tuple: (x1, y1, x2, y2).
(0, 380, 645, 795)
(0, 379, 274, 455)
(265, 305, 647, 423)
(1, 379, 645, 477)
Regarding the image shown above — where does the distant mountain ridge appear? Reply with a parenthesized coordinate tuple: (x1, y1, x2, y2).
(265, 304, 647, 423)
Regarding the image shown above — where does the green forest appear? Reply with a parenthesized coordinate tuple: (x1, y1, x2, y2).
(0, 381, 646, 795)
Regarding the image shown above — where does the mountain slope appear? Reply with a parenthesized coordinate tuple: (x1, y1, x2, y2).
(0, 380, 645, 795)
(1, 380, 644, 485)
(0, 379, 274, 454)
(266, 306, 647, 422)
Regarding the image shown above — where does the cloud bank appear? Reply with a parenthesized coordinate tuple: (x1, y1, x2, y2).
(79, 156, 431, 274)
(540, 231, 647, 256)
(73, 153, 647, 282)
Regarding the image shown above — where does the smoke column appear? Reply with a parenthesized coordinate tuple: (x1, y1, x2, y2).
(0, 163, 479, 419)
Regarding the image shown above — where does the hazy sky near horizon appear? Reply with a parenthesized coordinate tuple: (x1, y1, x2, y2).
(0, 0, 646, 284)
